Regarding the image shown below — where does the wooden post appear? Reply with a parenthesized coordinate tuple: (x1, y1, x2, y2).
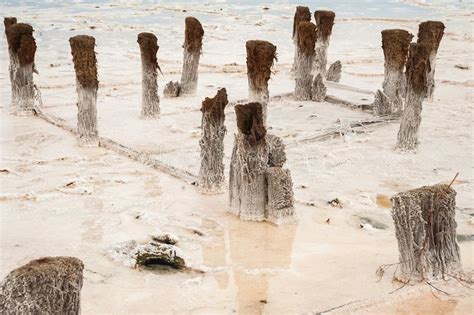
(4, 17, 17, 108)
(180, 17, 204, 96)
(246, 40, 277, 125)
(0, 257, 84, 313)
(229, 103, 296, 224)
(326, 60, 342, 82)
(137, 32, 160, 118)
(391, 184, 460, 283)
(294, 21, 317, 101)
(396, 43, 430, 152)
(5, 23, 36, 115)
(372, 90, 392, 116)
(313, 10, 335, 77)
(266, 135, 296, 224)
(229, 102, 268, 220)
(163, 81, 181, 97)
(198, 88, 228, 194)
(311, 73, 326, 102)
(381, 29, 413, 114)
(69, 35, 99, 146)
(291, 6, 311, 74)
(417, 21, 445, 100)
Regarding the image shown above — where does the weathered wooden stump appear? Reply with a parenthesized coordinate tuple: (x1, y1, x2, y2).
(69, 35, 99, 146)
(381, 29, 413, 114)
(291, 6, 311, 74)
(313, 10, 335, 77)
(198, 88, 228, 194)
(246, 40, 277, 125)
(417, 21, 445, 100)
(294, 21, 317, 101)
(396, 43, 430, 152)
(163, 81, 181, 97)
(326, 60, 342, 82)
(391, 184, 460, 283)
(311, 73, 326, 102)
(4, 17, 17, 108)
(229, 102, 268, 220)
(0, 257, 84, 314)
(5, 22, 36, 115)
(180, 17, 204, 96)
(372, 90, 392, 116)
(266, 135, 296, 224)
(229, 102, 296, 224)
(266, 167, 296, 224)
(137, 32, 160, 118)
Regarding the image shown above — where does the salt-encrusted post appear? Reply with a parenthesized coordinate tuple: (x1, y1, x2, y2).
(69, 35, 99, 146)
(294, 21, 317, 101)
(0, 257, 84, 313)
(311, 73, 326, 102)
(246, 40, 277, 125)
(417, 21, 445, 100)
(4, 17, 17, 108)
(229, 102, 268, 221)
(326, 60, 342, 82)
(6, 23, 36, 114)
(229, 102, 297, 224)
(380, 29, 413, 114)
(265, 135, 296, 224)
(313, 10, 335, 77)
(396, 43, 430, 152)
(137, 32, 160, 118)
(180, 17, 204, 96)
(198, 88, 228, 194)
(291, 6, 311, 74)
(391, 184, 460, 283)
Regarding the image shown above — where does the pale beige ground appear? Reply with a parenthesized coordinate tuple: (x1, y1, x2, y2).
(1, 1, 473, 314)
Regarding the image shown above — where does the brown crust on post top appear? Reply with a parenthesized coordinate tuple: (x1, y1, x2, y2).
(292, 6, 311, 39)
(297, 21, 317, 55)
(406, 43, 431, 95)
(315, 10, 335, 40)
(246, 40, 277, 90)
(4, 17, 17, 33)
(8, 257, 84, 278)
(201, 88, 228, 123)
(417, 21, 445, 52)
(184, 16, 204, 53)
(381, 29, 413, 71)
(6, 23, 36, 65)
(235, 102, 267, 145)
(137, 32, 158, 67)
(69, 35, 98, 89)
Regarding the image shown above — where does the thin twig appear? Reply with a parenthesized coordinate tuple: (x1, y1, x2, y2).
(448, 172, 459, 188)
(424, 280, 451, 297)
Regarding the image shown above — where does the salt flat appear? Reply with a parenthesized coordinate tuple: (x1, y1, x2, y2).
(1, 0, 473, 313)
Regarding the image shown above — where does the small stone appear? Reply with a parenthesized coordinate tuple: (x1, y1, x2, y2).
(358, 216, 388, 230)
(455, 64, 469, 70)
(151, 232, 179, 245)
(328, 198, 342, 208)
(135, 242, 185, 269)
